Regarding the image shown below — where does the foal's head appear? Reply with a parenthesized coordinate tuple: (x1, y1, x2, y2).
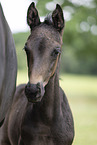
(25, 2, 64, 103)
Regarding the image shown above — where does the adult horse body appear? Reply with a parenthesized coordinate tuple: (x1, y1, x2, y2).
(0, 3, 74, 145)
(0, 3, 17, 126)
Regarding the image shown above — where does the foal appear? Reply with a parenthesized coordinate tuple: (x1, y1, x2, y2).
(0, 2, 74, 145)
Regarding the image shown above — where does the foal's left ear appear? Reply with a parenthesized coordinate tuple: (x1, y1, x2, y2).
(27, 2, 41, 31)
(52, 4, 65, 33)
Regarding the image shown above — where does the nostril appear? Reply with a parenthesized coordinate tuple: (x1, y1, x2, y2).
(26, 82, 31, 89)
(36, 83, 41, 91)
(36, 82, 40, 87)
(37, 82, 45, 97)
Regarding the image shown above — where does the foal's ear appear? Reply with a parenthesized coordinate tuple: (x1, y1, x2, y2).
(27, 2, 41, 30)
(52, 4, 65, 33)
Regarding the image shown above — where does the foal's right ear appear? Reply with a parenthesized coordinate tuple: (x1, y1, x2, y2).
(27, 2, 41, 31)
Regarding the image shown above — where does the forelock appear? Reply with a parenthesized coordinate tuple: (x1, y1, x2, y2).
(44, 13, 53, 26)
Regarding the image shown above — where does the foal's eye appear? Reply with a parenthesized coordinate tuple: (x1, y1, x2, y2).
(51, 48, 61, 58)
(23, 45, 30, 67)
(23, 45, 28, 52)
(23, 45, 30, 58)
(23, 45, 30, 55)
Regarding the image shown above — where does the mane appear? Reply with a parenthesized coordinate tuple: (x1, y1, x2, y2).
(44, 13, 53, 26)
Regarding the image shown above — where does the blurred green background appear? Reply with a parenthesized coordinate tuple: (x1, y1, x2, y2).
(13, 0, 97, 144)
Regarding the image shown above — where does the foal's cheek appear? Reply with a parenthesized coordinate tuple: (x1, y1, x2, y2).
(49, 58, 58, 76)
(28, 61, 34, 78)
(43, 60, 57, 84)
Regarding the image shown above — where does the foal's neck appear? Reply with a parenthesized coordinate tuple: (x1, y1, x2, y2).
(32, 69, 62, 123)
(26, 66, 62, 125)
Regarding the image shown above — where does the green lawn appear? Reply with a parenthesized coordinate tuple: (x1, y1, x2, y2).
(17, 71, 97, 145)
(60, 74, 97, 145)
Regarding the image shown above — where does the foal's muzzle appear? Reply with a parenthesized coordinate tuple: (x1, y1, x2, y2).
(25, 82, 45, 103)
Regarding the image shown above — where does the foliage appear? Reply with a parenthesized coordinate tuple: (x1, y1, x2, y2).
(61, 0, 97, 74)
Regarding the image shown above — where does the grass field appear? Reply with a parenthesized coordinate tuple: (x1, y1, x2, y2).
(60, 74, 97, 145)
(17, 70, 97, 145)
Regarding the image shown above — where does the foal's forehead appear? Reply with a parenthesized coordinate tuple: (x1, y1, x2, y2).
(28, 24, 62, 44)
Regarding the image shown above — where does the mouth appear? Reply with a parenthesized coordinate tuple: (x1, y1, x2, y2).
(25, 82, 45, 103)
